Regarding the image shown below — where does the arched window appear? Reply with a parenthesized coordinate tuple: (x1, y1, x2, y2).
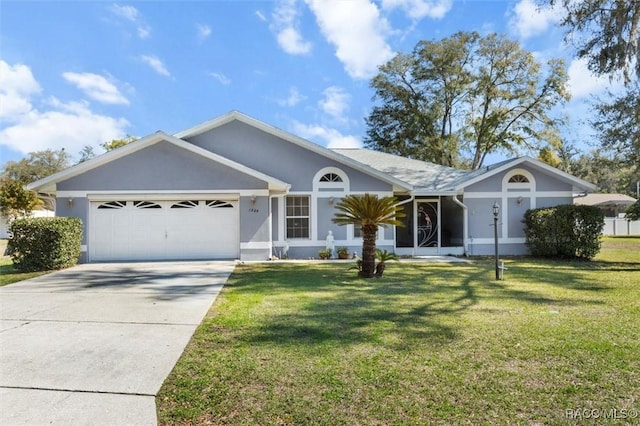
(319, 173, 343, 182)
(313, 167, 349, 193)
(508, 174, 529, 183)
(503, 168, 535, 192)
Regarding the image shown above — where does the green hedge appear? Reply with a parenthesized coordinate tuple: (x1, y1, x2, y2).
(523, 205, 604, 260)
(7, 217, 83, 272)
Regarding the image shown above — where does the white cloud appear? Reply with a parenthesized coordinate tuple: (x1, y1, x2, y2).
(208, 72, 231, 85)
(0, 60, 41, 121)
(278, 87, 305, 107)
(277, 28, 313, 55)
(255, 10, 267, 22)
(1, 99, 130, 156)
(271, 0, 312, 55)
(110, 4, 151, 39)
(305, 0, 394, 79)
(140, 55, 171, 77)
(196, 23, 212, 40)
(62, 72, 129, 105)
(319, 86, 350, 120)
(292, 121, 361, 148)
(508, 0, 562, 39)
(0, 61, 129, 156)
(567, 58, 619, 99)
(381, 0, 452, 20)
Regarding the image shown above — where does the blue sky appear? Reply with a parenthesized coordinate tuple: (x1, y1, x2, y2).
(0, 0, 621, 166)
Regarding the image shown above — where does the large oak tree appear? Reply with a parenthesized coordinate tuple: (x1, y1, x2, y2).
(549, 0, 639, 82)
(365, 32, 569, 170)
(548, 0, 639, 178)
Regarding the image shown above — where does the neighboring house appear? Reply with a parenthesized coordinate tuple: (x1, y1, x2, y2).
(575, 193, 640, 236)
(0, 209, 55, 239)
(27, 111, 597, 262)
(574, 193, 637, 217)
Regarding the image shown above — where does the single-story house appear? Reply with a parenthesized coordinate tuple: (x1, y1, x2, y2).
(27, 111, 597, 262)
(575, 193, 639, 236)
(574, 193, 637, 217)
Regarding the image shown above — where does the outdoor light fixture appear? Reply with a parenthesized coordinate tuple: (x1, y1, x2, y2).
(493, 202, 500, 280)
(250, 195, 256, 204)
(68, 198, 74, 208)
(516, 196, 523, 205)
(328, 196, 334, 205)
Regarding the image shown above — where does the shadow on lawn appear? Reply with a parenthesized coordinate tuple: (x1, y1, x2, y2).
(225, 262, 612, 350)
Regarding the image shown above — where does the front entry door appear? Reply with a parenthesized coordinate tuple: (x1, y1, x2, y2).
(416, 200, 439, 252)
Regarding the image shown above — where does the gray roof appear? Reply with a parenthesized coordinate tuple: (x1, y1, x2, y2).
(333, 149, 472, 193)
(332, 149, 598, 194)
(574, 193, 637, 206)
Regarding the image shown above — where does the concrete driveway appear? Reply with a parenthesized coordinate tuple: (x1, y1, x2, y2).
(0, 261, 235, 425)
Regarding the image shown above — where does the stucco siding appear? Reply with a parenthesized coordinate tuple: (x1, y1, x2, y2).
(185, 121, 392, 192)
(535, 197, 574, 208)
(467, 198, 502, 240)
(241, 248, 271, 261)
(58, 141, 268, 191)
(507, 196, 529, 238)
(57, 197, 89, 246)
(317, 201, 346, 241)
(465, 165, 573, 193)
(465, 173, 502, 192)
(469, 243, 529, 256)
(287, 244, 394, 259)
(239, 196, 269, 243)
(535, 172, 571, 191)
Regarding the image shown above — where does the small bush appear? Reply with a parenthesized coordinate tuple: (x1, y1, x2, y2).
(625, 200, 640, 221)
(523, 205, 604, 260)
(318, 249, 332, 259)
(8, 217, 83, 272)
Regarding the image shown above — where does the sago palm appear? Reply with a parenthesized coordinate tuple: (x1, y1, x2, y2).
(332, 193, 405, 278)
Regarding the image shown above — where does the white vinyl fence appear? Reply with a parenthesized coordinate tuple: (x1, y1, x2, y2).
(603, 218, 640, 236)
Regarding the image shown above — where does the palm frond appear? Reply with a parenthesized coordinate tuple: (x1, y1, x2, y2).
(332, 193, 406, 227)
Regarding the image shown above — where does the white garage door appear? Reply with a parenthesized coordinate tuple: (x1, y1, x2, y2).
(90, 199, 238, 261)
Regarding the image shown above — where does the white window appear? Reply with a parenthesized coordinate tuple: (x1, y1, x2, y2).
(313, 167, 349, 193)
(503, 169, 535, 192)
(320, 173, 343, 182)
(508, 174, 529, 183)
(286, 196, 310, 239)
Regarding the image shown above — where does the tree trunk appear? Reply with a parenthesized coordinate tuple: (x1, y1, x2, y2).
(360, 224, 377, 278)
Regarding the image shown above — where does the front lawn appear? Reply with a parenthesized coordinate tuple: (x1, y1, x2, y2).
(0, 238, 49, 286)
(157, 240, 640, 425)
(0, 257, 49, 287)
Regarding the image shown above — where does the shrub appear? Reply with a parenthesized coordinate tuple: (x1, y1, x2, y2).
(625, 200, 640, 221)
(8, 217, 83, 272)
(523, 205, 604, 260)
(318, 249, 332, 260)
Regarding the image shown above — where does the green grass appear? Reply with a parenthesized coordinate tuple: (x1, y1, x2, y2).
(157, 240, 640, 425)
(0, 239, 50, 286)
(598, 236, 640, 263)
(0, 257, 49, 286)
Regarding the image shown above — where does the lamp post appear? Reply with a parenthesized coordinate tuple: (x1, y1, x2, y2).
(493, 202, 500, 280)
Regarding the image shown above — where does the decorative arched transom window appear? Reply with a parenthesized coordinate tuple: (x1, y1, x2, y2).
(503, 168, 535, 192)
(319, 173, 343, 182)
(313, 167, 349, 193)
(508, 174, 530, 183)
